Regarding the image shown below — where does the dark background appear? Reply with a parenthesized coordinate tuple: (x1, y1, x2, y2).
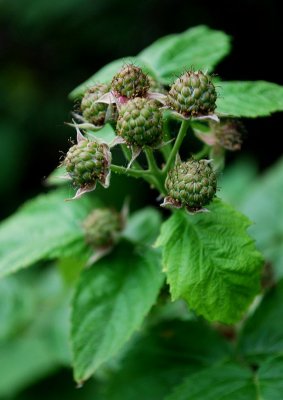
(0, 0, 282, 218)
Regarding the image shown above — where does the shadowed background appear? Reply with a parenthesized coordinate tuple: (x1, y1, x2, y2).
(0, 0, 282, 218)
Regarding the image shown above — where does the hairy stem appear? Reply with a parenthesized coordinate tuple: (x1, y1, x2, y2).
(163, 120, 190, 175)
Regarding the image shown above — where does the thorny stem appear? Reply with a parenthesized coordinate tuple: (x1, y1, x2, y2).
(162, 120, 190, 175)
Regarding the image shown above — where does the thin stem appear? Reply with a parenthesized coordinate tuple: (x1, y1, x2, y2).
(194, 144, 210, 160)
(111, 164, 149, 178)
(144, 148, 160, 174)
(163, 119, 190, 175)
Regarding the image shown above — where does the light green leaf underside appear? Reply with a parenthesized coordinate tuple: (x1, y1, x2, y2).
(166, 357, 283, 400)
(0, 189, 98, 278)
(69, 57, 156, 99)
(101, 320, 231, 400)
(71, 241, 164, 383)
(156, 199, 263, 324)
(217, 81, 283, 117)
(241, 156, 283, 278)
(238, 280, 283, 362)
(139, 25, 231, 84)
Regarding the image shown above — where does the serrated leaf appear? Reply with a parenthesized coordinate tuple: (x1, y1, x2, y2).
(0, 189, 98, 278)
(156, 199, 263, 324)
(122, 207, 162, 245)
(69, 57, 156, 99)
(241, 157, 283, 278)
(71, 241, 164, 383)
(101, 320, 231, 400)
(238, 280, 283, 362)
(139, 25, 231, 84)
(166, 363, 256, 400)
(217, 81, 283, 117)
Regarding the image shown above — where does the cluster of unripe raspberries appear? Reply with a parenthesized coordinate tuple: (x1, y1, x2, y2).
(62, 64, 241, 217)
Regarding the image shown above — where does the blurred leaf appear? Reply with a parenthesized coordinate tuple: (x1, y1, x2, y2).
(123, 207, 162, 245)
(139, 25, 231, 84)
(101, 320, 232, 400)
(165, 363, 256, 400)
(156, 199, 263, 324)
(0, 268, 70, 397)
(86, 123, 116, 144)
(238, 280, 283, 362)
(217, 81, 283, 117)
(69, 57, 156, 99)
(166, 356, 283, 400)
(218, 157, 258, 207)
(0, 189, 99, 278)
(241, 157, 283, 278)
(258, 356, 283, 398)
(71, 241, 164, 383)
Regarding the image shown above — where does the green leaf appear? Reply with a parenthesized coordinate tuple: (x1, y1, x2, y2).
(166, 357, 283, 400)
(241, 157, 283, 278)
(156, 199, 263, 324)
(122, 207, 162, 245)
(258, 356, 283, 398)
(71, 241, 164, 383)
(217, 81, 283, 117)
(86, 123, 116, 144)
(101, 320, 231, 400)
(238, 280, 283, 362)
(138, 25, 231, 84)
(218, 157, 258, 208)
(0, 268, 70, 397)
(166, 363, 256, 400)
(0, 189, 98, 278)
(69, 57, 156, 99)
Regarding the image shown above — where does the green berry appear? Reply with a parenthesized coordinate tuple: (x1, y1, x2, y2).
(83, 208, 122, 248)
(81, 83, 112, 126)
(64, 139, 110, 188)
(167, 71, 217, 117)
(212, 119, 243, 151)
(165, 159, 217, 210)
(111, 64, 150, 99)
(117, 98, 163, 147)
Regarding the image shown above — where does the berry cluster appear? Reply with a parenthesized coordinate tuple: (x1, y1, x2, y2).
(61, 63, 243, 213)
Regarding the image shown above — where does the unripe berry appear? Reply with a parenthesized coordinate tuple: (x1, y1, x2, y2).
(83, 208, 123, 248)
(111, 64, 150, 99)
(212, 119, 243, 151)
(64, 139, 111, 189)
(117, 98, 163, 147)
(165, 159, 217, 210)
(167, 71, 217, 117)
(81, 83, 115, 126)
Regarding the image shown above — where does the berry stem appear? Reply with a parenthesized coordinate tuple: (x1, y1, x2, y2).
(162, 120, 190, 175)
(194, 144, 210, 160)
(111, 165, 149, 178)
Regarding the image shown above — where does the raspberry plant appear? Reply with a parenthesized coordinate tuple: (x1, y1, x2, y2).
(1, 26, 283, 399)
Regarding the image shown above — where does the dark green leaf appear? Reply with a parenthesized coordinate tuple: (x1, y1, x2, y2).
(166, 363, 256, 400)
(156, 199, 263, 323)
(139, 25, 231, 84)
(101, 320, 232, 400)
(0, 189, 98, 278)
(217, 81, 283, 117)
(238, 280, 283, 362)
(71, 241, 164, 383)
